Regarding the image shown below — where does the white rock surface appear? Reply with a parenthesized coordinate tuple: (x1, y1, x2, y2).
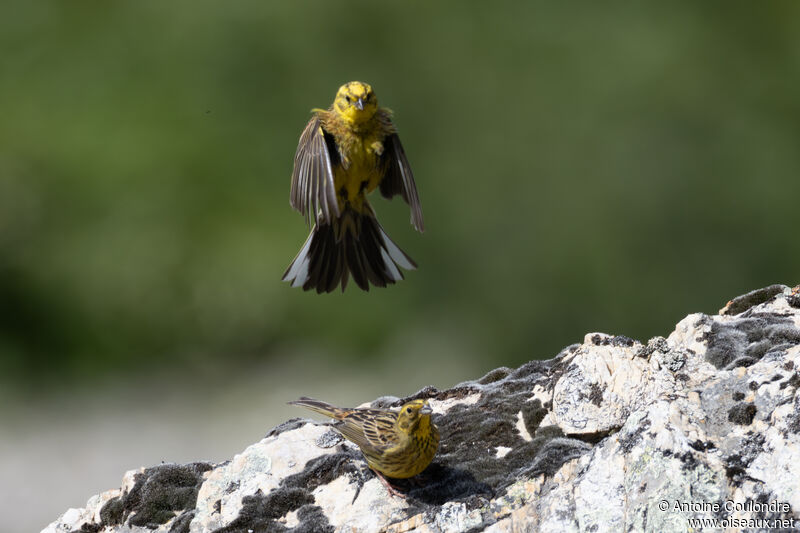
(44, 285, 800, 533)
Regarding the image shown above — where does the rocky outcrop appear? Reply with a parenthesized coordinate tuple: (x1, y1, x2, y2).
(45, 285, 800, 533)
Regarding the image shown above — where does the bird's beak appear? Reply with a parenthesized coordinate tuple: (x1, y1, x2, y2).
(355, 98, 364, 111)
(420, 405, 432, 415)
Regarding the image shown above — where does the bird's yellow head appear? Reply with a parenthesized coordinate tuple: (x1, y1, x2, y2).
(333, 81, 378, 124)
(395, 399, 433, 435)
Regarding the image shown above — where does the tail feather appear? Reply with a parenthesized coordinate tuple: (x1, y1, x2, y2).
(282, 208, 416, 293)
(344, 229, 370, 290)
(288, 397, 348, 419)
(360, 218, 394, 286)
(283, 233, 313, 288)
(378, 225, 416, 271)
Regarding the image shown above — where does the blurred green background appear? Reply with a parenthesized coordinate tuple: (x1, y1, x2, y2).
(2, 1, 799, 531)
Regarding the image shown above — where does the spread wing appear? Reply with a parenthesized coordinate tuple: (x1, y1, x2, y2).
(290, 116, 340, 226)
(379, 134, 424, 232)
(335, 409, 400, 453)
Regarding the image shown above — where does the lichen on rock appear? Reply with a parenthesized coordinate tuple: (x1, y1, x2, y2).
(44, 285, 800, 533)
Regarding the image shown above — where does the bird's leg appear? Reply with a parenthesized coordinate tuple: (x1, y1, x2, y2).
(372, 469, 405, 498)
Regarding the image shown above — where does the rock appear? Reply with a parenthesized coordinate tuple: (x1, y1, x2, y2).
(43, 285, 800, 533)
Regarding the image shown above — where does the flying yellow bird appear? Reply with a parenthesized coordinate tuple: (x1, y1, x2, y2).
(288, 397, 439, 496)
(282, 81, 424, 293)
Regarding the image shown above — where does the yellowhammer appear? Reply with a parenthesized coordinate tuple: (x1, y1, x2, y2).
(282, 81, 424, 293)
(288, 397, 439, 496)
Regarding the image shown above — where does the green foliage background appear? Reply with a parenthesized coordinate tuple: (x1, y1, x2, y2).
(2, 1, 799, 391)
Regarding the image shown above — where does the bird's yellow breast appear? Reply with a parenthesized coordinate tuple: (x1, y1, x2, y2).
(333, 134, 384, 212)
(317, 107, 395, 214)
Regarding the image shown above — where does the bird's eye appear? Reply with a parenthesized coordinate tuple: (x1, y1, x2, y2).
(345, 95, 352, 103)
(405, 407, 413, 414)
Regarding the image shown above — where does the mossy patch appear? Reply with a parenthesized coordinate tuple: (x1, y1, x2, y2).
(266, 417, 308, 438)
(91, 462, 211, 531)
(214, 449, 361, 532)
(702, 313, 800, 370)
(721, 285, 785, 316)
(213, 493, 332, 533)
(396, 356, 589, 500)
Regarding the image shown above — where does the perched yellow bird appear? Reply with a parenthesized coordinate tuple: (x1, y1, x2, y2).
(282, 81, 424, 293)
(288, 397, 439, 495)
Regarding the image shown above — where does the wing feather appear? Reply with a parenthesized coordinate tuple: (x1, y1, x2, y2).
(379, 134, 424, 232)
(290, 116, 340, 226)
(335, 409, 400, 453)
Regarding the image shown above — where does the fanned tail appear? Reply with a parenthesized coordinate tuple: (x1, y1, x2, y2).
(282, 207, 416, 293)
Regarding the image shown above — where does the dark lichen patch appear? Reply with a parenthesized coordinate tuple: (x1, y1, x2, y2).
(84, 463, 212, 531)
(787, 397, 800, 434)
(765, 324, 800, 344)
(746, 339, 772, 360)
(721, 285, 785, 316)
(212, 488, 315, 533)
(618, 417, 652, 453)
(281, 448, 365, 493)
(426, 385, 482, 402)
(590, 334, 636, 347)
(521, 400, 548, 436)
(724, 433, 766, 486)
(702, 314, 800, 369)
(570, 430, 614, 446)
(169, 510, 195, 533)
(533, 424, 564, 440)
(782, 373, 800, 392)
(266, 417, 308, 438)
(636, 336, 670, 359)
(749, 490, 797, 525)
(689, 440, 715, 452)
(676, 450, 701, 472)
(403, 385, 441, 402)
(732, 391, 745, 401)
(99, 495, 123, 526)
(728, 356, 760, 369)
(370, 395, 402, 408)
(728, 403, 757, 425)
(509, 357, 559, 380)
(218, 447, 368, 532)
(478, 367, 512, 384)
(69, 523, 101, 533)
(587, 382, 604, 407)
(292, 505, 335, 533)
(124, 463, 212, 528)
(515, 438, 591, 479)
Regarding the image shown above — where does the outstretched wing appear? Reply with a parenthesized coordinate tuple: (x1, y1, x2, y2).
(290, 116, 340, 226)
(379, 134, 424, 232)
